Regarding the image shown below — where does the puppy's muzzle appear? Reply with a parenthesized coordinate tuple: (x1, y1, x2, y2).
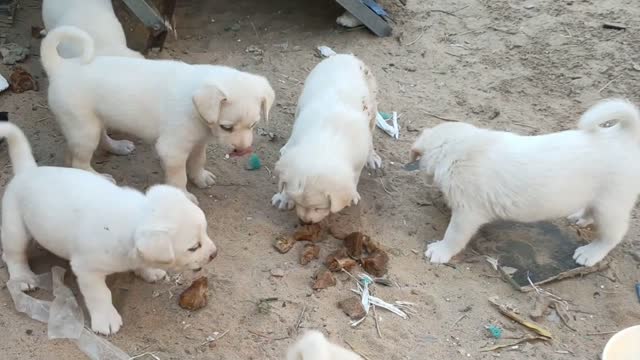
(208, 249, 218, 262)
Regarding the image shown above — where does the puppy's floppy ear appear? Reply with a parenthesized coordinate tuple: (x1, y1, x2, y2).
(134, 227, 175, 265)
(260, 79, 275, 123)
(327, 187, 360, 213)
(193, 82, 228, 126)
(410, 128, 431, 161)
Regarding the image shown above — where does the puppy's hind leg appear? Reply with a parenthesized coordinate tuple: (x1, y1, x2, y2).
(63, 113, 115, 182)
(573, 197, 633, 266)
(74, 270, 123, 335)
(99, 130, 135, 156)
(426, 209, 487, 264)
(1, 198, 37, 291)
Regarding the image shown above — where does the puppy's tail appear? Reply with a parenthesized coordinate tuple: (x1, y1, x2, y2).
(578, 98, 640, 139)
(0, 122, 37, 175)
(40, 25, 95, 74)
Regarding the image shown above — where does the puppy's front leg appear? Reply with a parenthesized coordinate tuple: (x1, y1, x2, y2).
(135, 268, 168, 283)
(426, 209, 486, 264)
(187, 141, 216, 188)
(75, 272, 122, 335)
(156, 137, 198, 204)
(271, 191, 294, 210)
(366, 138, 383, 170)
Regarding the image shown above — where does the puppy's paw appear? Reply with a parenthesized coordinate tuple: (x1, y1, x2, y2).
(11, 272, 39, 291)
(567, 211, 594, 228)
(108, 139, 135, 156)
(184, 191, 199, 205)
(271, 192, 294, 210)
(573, 243, 608, 267)
(425, 240, 455, 264)
(135, 268, 168, 283)
(367, 151, 383, 170)
(90, 305, 123, 335)
(192, 169, 216, 189)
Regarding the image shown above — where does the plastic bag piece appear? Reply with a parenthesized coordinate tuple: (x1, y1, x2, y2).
(7, 272, 53, 323)
(48, 266, 84, 339)
(7, 266, 130, 360)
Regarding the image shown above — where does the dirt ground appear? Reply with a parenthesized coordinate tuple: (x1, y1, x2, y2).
(1, 0, 640, 359)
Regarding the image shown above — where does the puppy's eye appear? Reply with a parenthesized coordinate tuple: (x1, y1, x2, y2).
(220, 124, 233, 132)
(188, 243, 202, 252)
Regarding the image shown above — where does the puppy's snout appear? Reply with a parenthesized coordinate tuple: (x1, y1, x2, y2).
(208, 249, 218, 262)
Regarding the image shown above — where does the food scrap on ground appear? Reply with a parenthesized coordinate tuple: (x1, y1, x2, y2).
(300, 244, 320, 265)
(338, 296, 367, 320)
(9, 67, 37, 93)
(312, 269, 336, 290)
(179, 276, 208, 311)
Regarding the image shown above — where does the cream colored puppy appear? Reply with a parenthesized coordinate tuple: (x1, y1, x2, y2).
(41, 26, 274, 203)
(272, 54, 381, 223)
(42, 0, 142, 58)
(0, 122, 217, 335)
(42, 0, 144, 159)
(287, 331, 362, 360)
(411, 99, 640, 266)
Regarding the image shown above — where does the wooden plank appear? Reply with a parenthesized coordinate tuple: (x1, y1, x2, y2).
(335, 0, 392, 37)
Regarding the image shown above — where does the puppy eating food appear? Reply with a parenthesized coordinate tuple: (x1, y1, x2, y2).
(0, 122, 217, 335)
(411, 99, 640, 266)
(41, 26, 275, 203)
(271, 54, 382, 223)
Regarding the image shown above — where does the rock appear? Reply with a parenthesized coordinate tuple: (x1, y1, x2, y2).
(338, 297, 366, 320)
(300, 244, 320, 265)
(9, 67, 37, 93)
(362, 251, 390, 277)
(0, 43, 29, 65)
(312, 269, 336, 290)
(270, 268, 285, 277)
(179, 277, 208, 311)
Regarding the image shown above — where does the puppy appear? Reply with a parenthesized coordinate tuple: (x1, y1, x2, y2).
(287, 330, 362, 360)
(0, 122, 217, 335)
(42, 0, 142, 59)
(411, 99, 640, 266)
(42, 0, 144, 163)
(41, 26, 275, 203)
(272, 54, 381, 223)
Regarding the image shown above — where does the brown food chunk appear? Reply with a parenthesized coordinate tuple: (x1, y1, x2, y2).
(362, 251, 390, 277)
(312, 269, 336, 290)
(9, 67, 37, 93)
(300, 244, 320, 265)
(274, 235, 296, 254)
(293, 223, 324, 242)
(338, 296, 366, 320)
(344, 232, 368, 258)
(327, 257, 358, 272)
(179, 277, 208, 311)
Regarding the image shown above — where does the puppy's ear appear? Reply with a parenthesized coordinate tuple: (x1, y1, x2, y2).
(328, 188, 360, 213)
(134, 227, 175, 265)
(193, 82, 227, 126)
(260, 80, 275, 123)
(410, 147, 422, 162)
(410, 128, 431, 161)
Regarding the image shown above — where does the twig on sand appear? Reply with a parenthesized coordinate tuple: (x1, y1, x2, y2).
(421, 110, 461, 122)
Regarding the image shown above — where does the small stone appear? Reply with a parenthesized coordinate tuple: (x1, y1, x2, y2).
(270, 268, 285, 277)
(338, 297, 366, 320)
(25, 329, 33, 335)
(362, 251, 390, 277)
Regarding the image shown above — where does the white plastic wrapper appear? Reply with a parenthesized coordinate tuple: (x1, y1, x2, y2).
(7, 266, 129, 360)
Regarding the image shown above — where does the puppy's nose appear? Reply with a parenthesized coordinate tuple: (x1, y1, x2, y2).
(208, 249, 218, 262)
(299, 218, 313, 225)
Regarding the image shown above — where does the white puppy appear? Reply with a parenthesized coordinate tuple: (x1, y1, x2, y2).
(42, 0, 142, 59)
(41, 26, 275, 203)
(0, 122, 218, 335)
(286, 330, 362, 360)
(42, 0, 144, 160)
(411, 99, 640, 266)
(271, 54, 382, 224)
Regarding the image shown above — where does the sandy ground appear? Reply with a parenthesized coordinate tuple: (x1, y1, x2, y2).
(1, 0, 640, 359)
